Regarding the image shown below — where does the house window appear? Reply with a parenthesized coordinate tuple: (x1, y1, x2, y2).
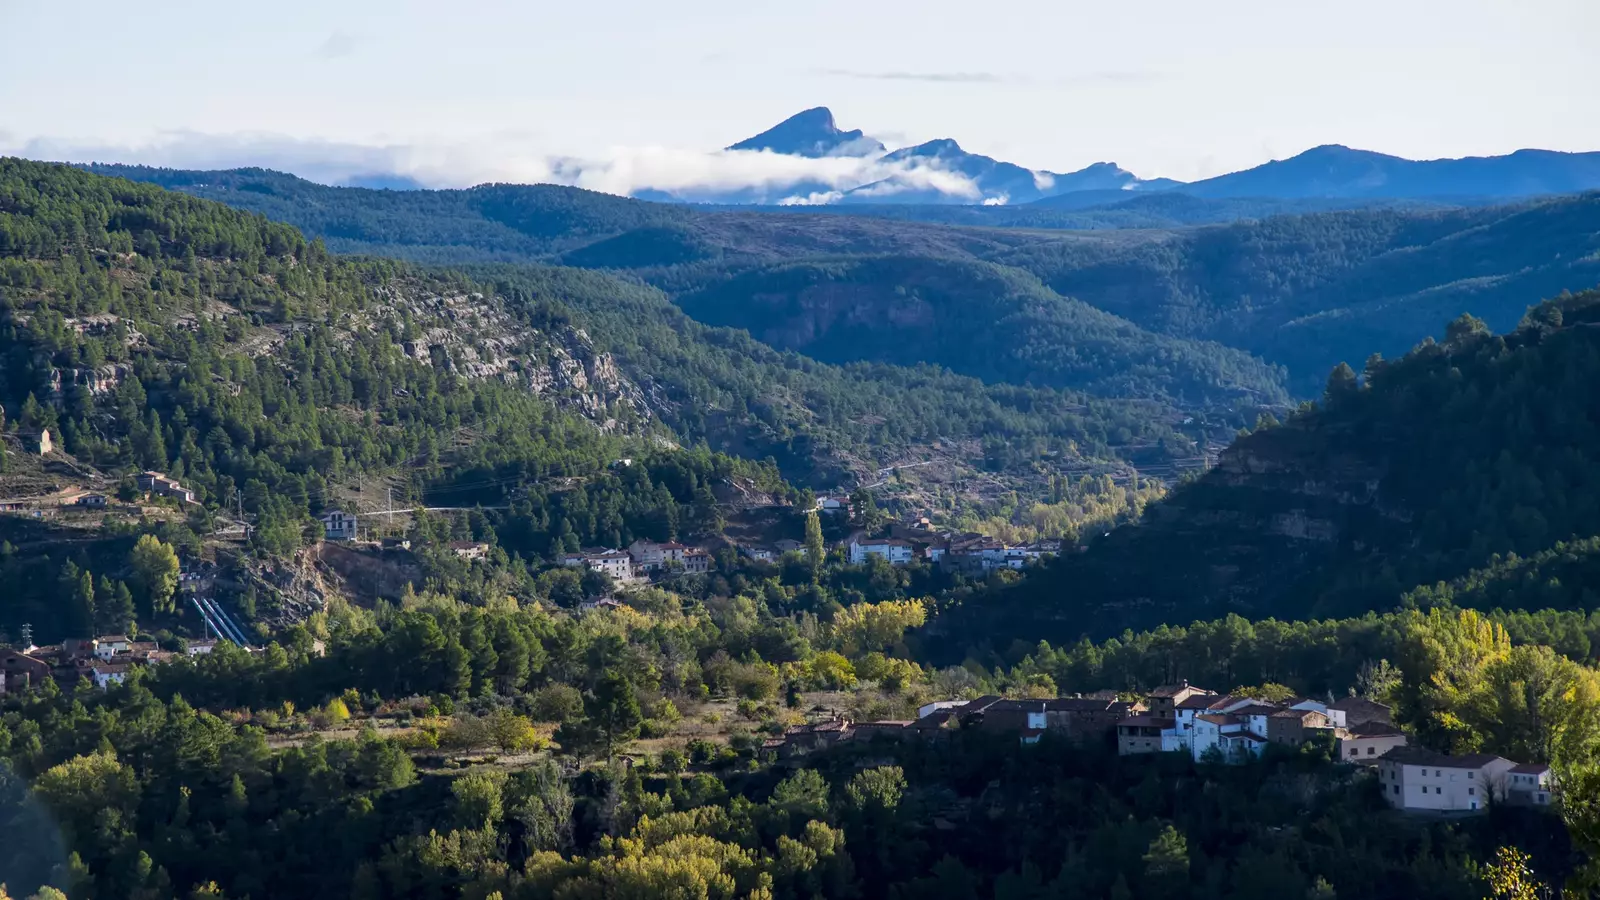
(1468, 788, 1475, 796)
(1367, 747, 1376, 755)
(1393, 785, 1400, 795)
(1468, 772, 1475, 779)
(1349, 748, 1359, 757)
(1436, 787, 1443, 795)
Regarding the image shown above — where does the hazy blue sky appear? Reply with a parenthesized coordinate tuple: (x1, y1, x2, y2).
(3, 0, 1597, 188)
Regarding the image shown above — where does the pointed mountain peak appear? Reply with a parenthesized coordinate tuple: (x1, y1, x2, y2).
(727, 107, 885, 158)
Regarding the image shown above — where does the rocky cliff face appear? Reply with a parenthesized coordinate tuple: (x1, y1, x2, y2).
(364, 285, 651, 431)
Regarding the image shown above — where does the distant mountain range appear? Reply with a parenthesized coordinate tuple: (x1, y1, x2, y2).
(682, 107, 1600, 208)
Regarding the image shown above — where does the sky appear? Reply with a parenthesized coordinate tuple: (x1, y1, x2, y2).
(3, 0, 1599, 192)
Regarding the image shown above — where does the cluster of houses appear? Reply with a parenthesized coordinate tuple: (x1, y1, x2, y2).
(561, 539, 713, 584)
(1115, 681, 1553, 814)
(760, 679, 1555, 816)
(1, 633, 217, 694)
(845, 526, 1061, 573)
(761, 694, 1142, 758)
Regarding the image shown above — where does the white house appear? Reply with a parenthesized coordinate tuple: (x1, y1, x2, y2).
(320, 509, 358, 541)
(1506, 764, 1554, 807)
(1376, 747, 1514, 814)
(583, 549, 635, 580)
(816, 496, 850, 515)
(1190, 714, 1268, 762)
(773, 539, 808, 557)
(185, 639, 219, 656)
(740, 545, 776, 562)
(90, 661, 131, 689)
(849, 537, 914, 566)
(94, 635, 131, 660)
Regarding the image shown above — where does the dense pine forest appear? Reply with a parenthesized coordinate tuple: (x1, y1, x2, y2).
(4, 159, 1600, 899)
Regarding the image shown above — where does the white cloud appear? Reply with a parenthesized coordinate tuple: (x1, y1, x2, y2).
(778, 191, 846, 206)
(1, 130, 990, 204)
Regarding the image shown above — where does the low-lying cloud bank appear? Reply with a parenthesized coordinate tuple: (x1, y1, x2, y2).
(3, 131, 993, 204)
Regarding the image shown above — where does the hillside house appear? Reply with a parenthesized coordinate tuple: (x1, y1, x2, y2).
(1044, 697, 1141, 741)
(1339, 721, 1408, 763)
(74, 493, 108, 508)
(680, 548, 712, 574)
(137, 471, 196, 504)
(815, 495, 851, 515)
(1147, 681, 1216, 717)
(848, 537, 914, 566)
(1191, 714, 1268, 762)
(628, 540, 694, 572)
(185, 639, 219, 656)
(918, 699, 969, 719)
(773, 539, 807, 557)
(583, 549, 635, 580)
(740, 545, 775, 562)
(1377, 747, 1515, 813)
(94, 635, 132, 660)
(1117, 715, 1174, 754)
(90, 661, 132, 689)
(1506, 764, 1554, 807)
(320, 509, 358, 541)
(450, 541, 491, 561)
(765, 718, 852, 759)
(627, 540, 667, 570)
(0, 649, 52, 695)
(852, 720, 914, 741)
(1330, 696, 1393, 727)
(1288, 697, 1346, 728)
(1266, 708, 1333, 746)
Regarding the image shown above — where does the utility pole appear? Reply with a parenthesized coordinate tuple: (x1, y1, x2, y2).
(388, 486, 394, 533)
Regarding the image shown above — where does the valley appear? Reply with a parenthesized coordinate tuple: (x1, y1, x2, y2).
(5, 117, 1600, 900)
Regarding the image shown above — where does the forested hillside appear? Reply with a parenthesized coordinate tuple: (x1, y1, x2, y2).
(0, 158, 791, 641)
(675, 256, 1287, 404)
(90, 164, 1600, 405)
(939, 292, 1600, 651)
(1001, 194, 1600, 389)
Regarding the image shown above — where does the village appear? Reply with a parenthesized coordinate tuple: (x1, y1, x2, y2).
(1, 631, 219, 696)
(763, 679, 1556, 817)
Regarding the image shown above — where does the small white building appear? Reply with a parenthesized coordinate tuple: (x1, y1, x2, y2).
(816, 496, 850, 515)
(91, 662, 131, 689)
(773, 539, 808, 557)
(1376, 747, 1514, 814)
(584, 549, 635, 580)
(849, 537, 914, 566)
(185, 639, 219, 656)
(1506, 764, 1555, 807)
(94, 635, 131, 660)
(740, 545, 776, 562)
(320, 509, 358, 541)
